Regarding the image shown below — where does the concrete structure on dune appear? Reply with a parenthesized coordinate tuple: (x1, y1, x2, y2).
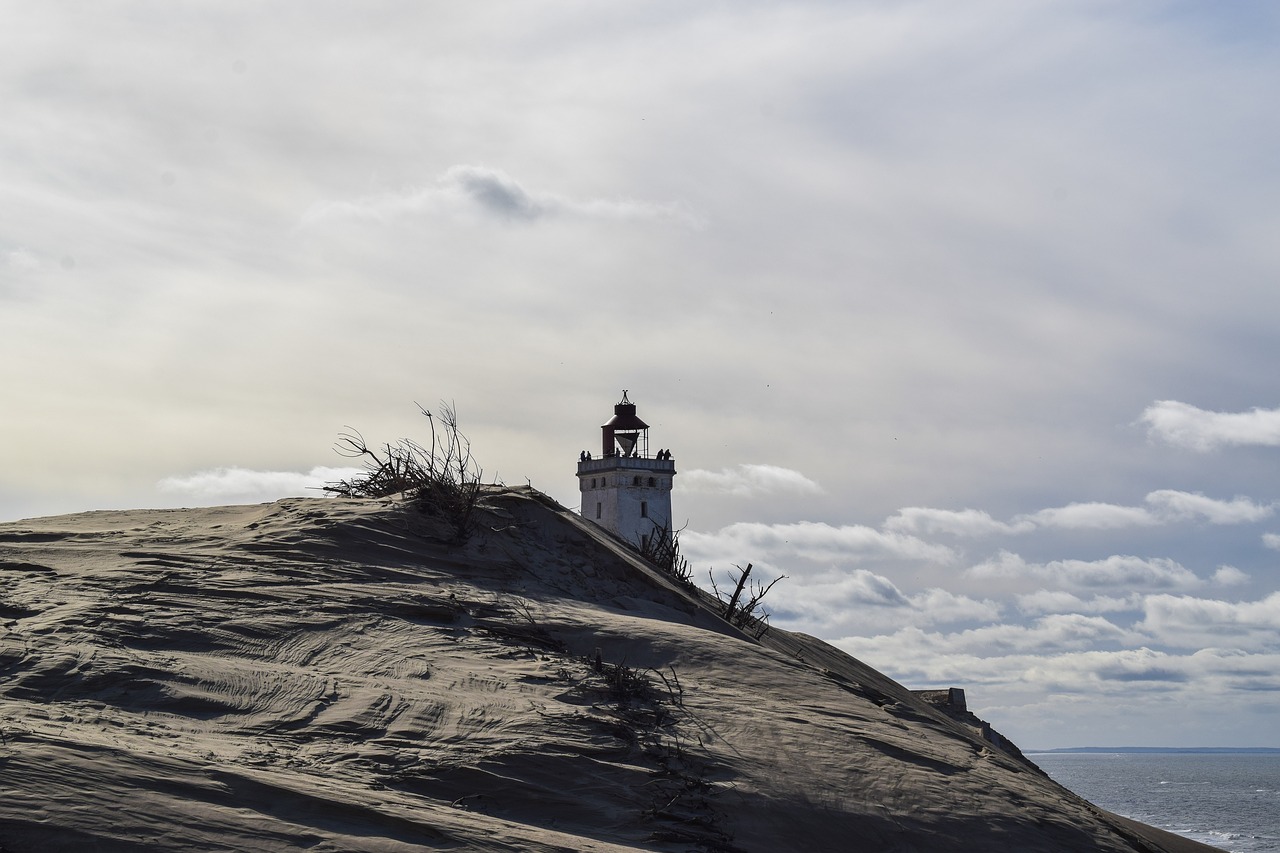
(577, 391, 675, 550)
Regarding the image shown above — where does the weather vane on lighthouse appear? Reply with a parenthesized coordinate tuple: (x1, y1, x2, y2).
(577, 391, 676, 549)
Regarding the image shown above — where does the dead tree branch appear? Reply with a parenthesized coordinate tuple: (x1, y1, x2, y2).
(709, 563, 786, 639)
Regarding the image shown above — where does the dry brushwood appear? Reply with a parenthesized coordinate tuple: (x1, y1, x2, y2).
(709, 563, 786, 639)
(324, 402, 484, 543)
(637, 520, 694, 585)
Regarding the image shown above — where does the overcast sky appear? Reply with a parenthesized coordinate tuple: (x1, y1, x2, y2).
(4, 1, 1279, 749)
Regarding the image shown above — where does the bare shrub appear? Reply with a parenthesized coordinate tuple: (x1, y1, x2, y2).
(324, 402, 483, 543)
(637, 521, 694, 585)
(708, 563, 786, 639)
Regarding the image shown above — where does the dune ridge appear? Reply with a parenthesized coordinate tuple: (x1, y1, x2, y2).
(0, 487, 1220, 852)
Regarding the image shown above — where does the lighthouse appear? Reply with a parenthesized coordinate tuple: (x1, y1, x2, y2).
(577, 391, 676, 549)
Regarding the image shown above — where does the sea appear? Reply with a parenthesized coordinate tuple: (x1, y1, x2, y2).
(1030, 751, 1280, 853)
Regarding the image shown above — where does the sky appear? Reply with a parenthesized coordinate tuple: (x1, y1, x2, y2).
(3, 0, 1279, 749)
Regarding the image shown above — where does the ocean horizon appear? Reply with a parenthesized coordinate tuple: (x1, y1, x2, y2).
(1032, 747, 1280, 755)
(1032, 751, 1280, 853)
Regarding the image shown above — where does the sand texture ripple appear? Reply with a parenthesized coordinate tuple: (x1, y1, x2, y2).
(0, 488, 1222, 852)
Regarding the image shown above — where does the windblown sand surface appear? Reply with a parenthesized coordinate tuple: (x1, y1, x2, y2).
(0, 488, 1223, 852)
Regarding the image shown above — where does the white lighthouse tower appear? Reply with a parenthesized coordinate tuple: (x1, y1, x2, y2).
(577, 391, 676, 549)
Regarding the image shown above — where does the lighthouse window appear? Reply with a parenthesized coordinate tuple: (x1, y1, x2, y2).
(641, 501, 648, 518)
(596, 502, 602, 519)
(591, 478, 597, 488)
(633, 476, 641, 486)
(647, 477, 655, 487)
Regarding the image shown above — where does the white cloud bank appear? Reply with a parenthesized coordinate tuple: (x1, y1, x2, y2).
(1138, 592, 1280, 652)
(683, 520, 956, 569)
(767, 571, 1003, 637)
(1140, 400, 1280, 451)
(1018, 502, 1157, 531)
(1016, 590, 1142, 616)
(967, 551, 1202, 592)
(883, 507, 1031, 537)
(158, 466, 363, 502)
(1211, 565, 1251, 586)
(301, 165, 704, 229)
(887, 490, 1271, 537)
(678, 464, 822, 498)
(837, 623, 1280, 701)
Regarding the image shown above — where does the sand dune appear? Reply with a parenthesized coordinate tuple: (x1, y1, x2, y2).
(0, 487, 1222, 852)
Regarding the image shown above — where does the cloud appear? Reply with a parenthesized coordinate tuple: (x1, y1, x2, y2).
(301, 165, 704, 228)
(766, 569, 1001, 636)
(818, 569, 909, 608)
(894, 490, 1273, 536)
(1137, 592, 1280, 652)
(884, 507, 1032, 537)
(836, 619, 1146, 672)
(1144, 490, 1273, 524)
(1263, 533, 1280, 550)
(444, 165, 543, 221)
(1016, 590, 1141, 615)
(1139, 400, 1280, 451)
(157, 466, 364, 502)
(1017, 501, 1157, 530)
(1091, 650, 1189, 683)
(678, 464, 822, 498)
(1020, 491, 1273, 529)
(1022, 647, 1193, 693)
(958, 614, 1139, 655)
(1212, 565, 1250, 586)
(1187, 648, 1280, 692)
(967, 550, 1201, 591)
(683, 520, 957, 568)
(833, 633, 1255, 701)
(906, 587, 1004, 625)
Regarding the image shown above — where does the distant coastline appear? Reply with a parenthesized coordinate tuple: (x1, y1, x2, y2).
(1029, 747, 1280, 755)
